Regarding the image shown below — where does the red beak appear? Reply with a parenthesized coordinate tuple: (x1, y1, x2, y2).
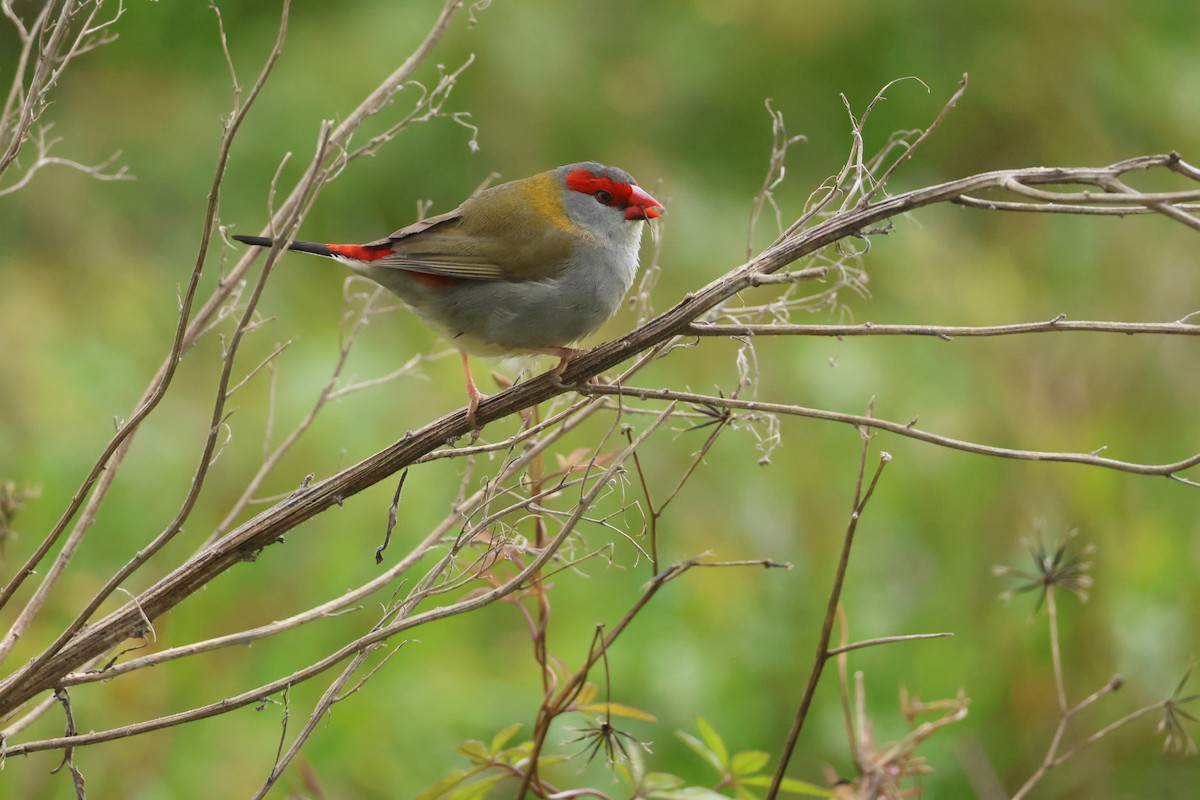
(625, 185, 664, 220)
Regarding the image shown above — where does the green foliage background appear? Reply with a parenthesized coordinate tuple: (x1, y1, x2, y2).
(1, 1, 1198, 797)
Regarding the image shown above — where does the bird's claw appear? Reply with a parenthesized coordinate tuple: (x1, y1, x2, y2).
(466, 390, 487, 434)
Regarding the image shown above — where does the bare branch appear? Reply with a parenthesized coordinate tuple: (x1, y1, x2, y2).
(252, 641, 406, 799)
(860, 73, 968, 205)
(0, 0, 128, 189)
(0, 0, 295, 663)
(826, 632, 954, 657)
(579, 384, 1200, 480)
(769, 444, 891, 796)
(0, 0, 470, 673)
(3, 404, 676, 757)
(57, 389, 624, 689)
(688, 316, 1200, 339)
(4, 150, 1199, 716)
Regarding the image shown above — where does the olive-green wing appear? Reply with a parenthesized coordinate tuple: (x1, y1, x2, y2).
(362, 178, 579, 282)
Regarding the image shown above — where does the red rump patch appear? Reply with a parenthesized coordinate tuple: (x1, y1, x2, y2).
(327, 243, 393, 262)
(327, 243, 458, 288)
(408, 272, 458, 288)
(565, 168, 637, 206)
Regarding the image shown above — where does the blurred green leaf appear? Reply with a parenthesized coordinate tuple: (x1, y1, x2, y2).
(498, 743, 535, 766)
(695, 716, 730, 767)
(615, 737, 650, 786)
(649, 787, 730, 800)
(677, 731, 725, 775)
(455, 740, 489, 764)
(742, 775, 834, 797)
(447, 772, 506, 800)
(574, 682, 599, 707)
(730, 750, 770, 776)
(489, 723, 523, 752)
(577, 701, 658, 722)
(415, 768, 471, 800)
(643, 771, 686, 791)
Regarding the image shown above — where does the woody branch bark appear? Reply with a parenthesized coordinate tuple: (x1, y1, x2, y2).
(1, 150, 1198, 716)
(0, 0, 468, 667)
(0, 0, 127, 188)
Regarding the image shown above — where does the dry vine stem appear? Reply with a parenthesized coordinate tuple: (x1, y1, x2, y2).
(0, 0, 468, 676)
(0, 46, 1198, 800)
(2, 152, 1200, 723)
(0, 0, 468, 645)
(0, 0, 129, 191)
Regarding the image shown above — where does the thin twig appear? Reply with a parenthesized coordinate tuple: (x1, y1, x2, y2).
(0, 0, 294, 664)
(1011, 674, 1127, 800)
(5, 404, 677, 758)
(22, 90, 331, 687)
(0, 0, 470, 702)
(515, 553, 785, 799)
(860, 74, 968, 206)
(4, 149, 1200, 713)
(769, 437, 890, 798)
(59, 396, 616, 689)
(826, 632, 954, 657)
(579, 384, 1200, 479)
(688, 317, 1200, 339)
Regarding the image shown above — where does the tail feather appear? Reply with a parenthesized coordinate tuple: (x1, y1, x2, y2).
(232, 235, 334, 258)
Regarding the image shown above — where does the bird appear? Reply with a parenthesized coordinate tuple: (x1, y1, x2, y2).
(233, 161, 663, 427)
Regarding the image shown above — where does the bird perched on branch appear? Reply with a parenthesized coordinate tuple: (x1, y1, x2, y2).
(234, 161, 663, 427)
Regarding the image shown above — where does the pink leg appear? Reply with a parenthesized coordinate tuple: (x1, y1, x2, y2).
(529, 346, 585, 385)
(460, 351, 486, 428)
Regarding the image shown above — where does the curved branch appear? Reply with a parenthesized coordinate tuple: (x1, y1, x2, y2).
(1, 404, 675, 756)
(1, 152, 1197, 715)
(578, 384, 1200, 478)
(688, 317, 1200, 339)
(0, 0, 469, 670)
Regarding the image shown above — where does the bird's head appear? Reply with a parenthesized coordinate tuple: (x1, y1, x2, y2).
(554, 161, 663, 243)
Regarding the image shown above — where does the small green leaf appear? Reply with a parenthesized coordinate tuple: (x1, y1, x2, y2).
(577, 701, 659, 722)
(677, 731, 724, 775)
(490, 723, 523, 752)
(730, 750, 770, 777)
(499, 740, 535, 766)
(648, 787, 730, 800)
(742, 775, 834, 797)
(643, 772, 685, 791)
(778, 777, 835, 797)
(447, 772, 506, 800)
(455, 740, 491, 764)
(623, 737, 648, 783)
(734, 786, 760, 800)
(574, 682, 599, 707)
(415, 768, 471, 800)
(695, 716, 730, 767)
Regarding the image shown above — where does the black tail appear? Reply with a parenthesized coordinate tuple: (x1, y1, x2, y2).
(232, 234, 333, 258)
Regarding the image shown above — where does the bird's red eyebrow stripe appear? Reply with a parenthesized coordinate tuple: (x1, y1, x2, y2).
(328, 243, 393, 262)
(565, 169, 635, 205)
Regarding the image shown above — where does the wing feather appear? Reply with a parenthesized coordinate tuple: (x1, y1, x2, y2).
(356, 175, 579, 283)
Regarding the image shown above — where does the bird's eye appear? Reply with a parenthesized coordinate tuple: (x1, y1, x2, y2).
(595, 189, 614, 206)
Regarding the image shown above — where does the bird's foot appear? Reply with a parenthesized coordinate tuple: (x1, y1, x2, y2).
(538, 347, 587, 388)
(466, 389, 488, 435)
(460, 350, 488, 436)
